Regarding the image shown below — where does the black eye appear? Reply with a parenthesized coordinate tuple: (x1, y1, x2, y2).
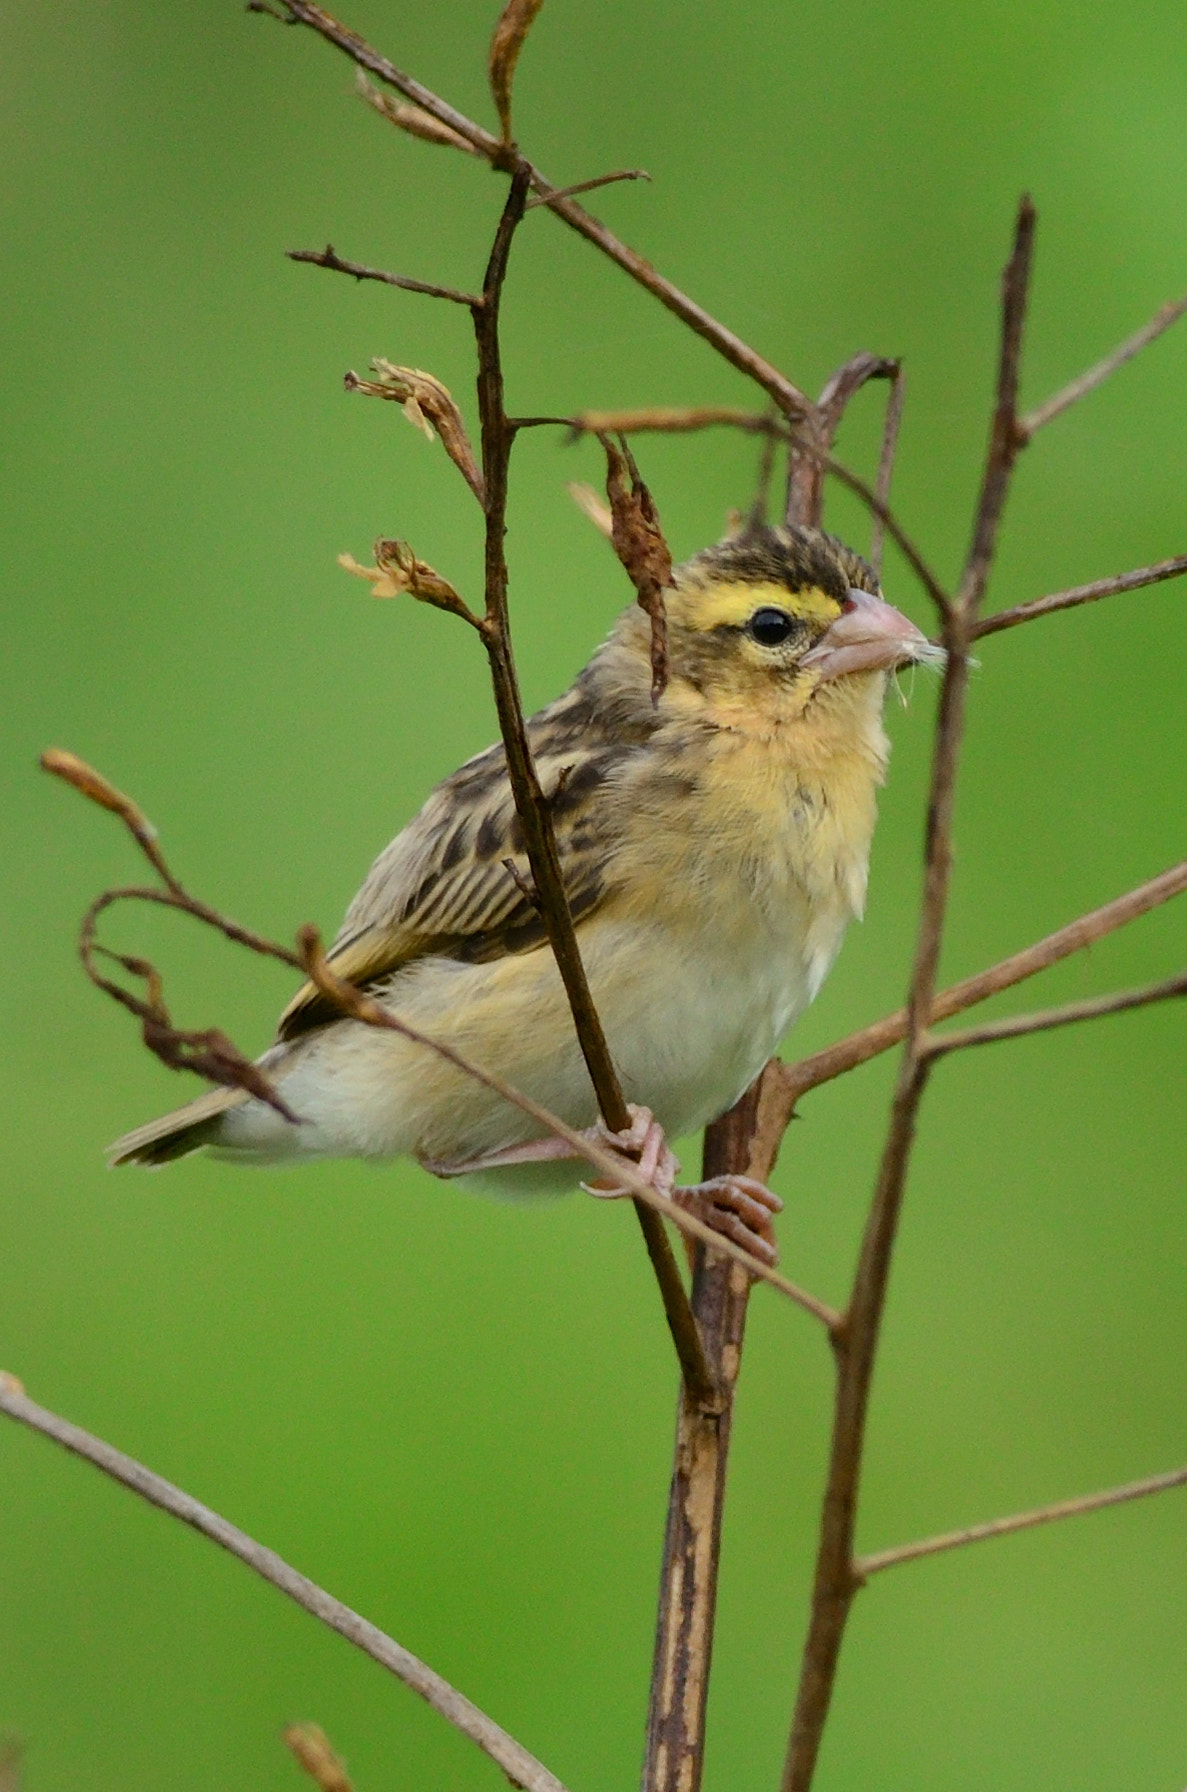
(746, 606, 797, 647)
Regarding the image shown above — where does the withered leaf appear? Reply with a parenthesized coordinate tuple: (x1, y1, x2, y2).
(345, 362, 484, 502)
(488, 0, 545, 145)
(601, 436, 673, 702)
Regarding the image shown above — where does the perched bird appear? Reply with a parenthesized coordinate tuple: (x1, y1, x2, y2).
(110, 522, 940, 1261)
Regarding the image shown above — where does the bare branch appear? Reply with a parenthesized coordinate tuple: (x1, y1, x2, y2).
(767, 858, 1187, 1123)
(258, 1, 818, 421)
(786, 353, 898, 528)
(974, 553, 1187, 639)
(857, 1463, 1187, 1579)
(869, 363, 905, 579)
(782, 198, 1038, 1792)
(923, 970, 1186, 1057)
(527, 169, 650, 209)
(288, 244, 479, 307)
(957, 195, 1036, 614)
(296, 927, 836, 1321)
(644, 1078, 771, 1792)
(0, 1375, 572, 1792)
(1019, 291, 1187, 441)
(565, 407, 952, 618)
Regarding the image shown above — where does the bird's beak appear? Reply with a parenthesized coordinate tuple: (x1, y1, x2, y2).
(799, 588, 944, 683)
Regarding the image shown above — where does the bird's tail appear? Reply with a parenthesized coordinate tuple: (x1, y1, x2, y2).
(108, 1085, 250, 1167)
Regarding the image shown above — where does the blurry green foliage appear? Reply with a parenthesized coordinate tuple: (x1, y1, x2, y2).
(2, 3, 1184, 1790)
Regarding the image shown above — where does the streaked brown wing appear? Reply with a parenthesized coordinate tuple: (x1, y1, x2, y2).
(277, 704, 629, 1041)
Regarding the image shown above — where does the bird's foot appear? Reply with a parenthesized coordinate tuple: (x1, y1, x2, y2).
(670, 1176, 782, 1265)
(580, 1104, 680, 1198)
(582, 1106, 781, 1264)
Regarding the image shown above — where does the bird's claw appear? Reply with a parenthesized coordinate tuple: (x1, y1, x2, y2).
(581, 1107, 781, 1265)
(580, 1104, 680, 1199)
(670, 1175, 783, 1265)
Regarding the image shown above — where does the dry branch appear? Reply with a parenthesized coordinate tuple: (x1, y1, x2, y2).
(0, 1376, 571, 1792)
(781, 196, 1037, 1792)
(857, 1462, 1187, 1577)
(975, 553, 1187, 638)
(287, 245, 479, 307)
(1018, 290, 1187, 440)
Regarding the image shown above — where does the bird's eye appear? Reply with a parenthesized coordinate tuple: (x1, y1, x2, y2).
(746, 607, 798, 647)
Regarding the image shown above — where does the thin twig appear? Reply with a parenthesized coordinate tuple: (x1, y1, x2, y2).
(260, 0, 818, 422)
(565, 407, 952, 618)
(526, 169, 650, 209)
(288, 245, 479, 306)
(974, 553, 1187, 638)
(760, 858, 1187, 1144)
(782, 197, 1037, 1792)
(922, 970, 1186, 1057)
(1018, 291, 1187, 441)
(472, 170, 714, 1403)
(786, 353, 898, 527)
(0, 1375, 571, 1792)
(869, 363, 905, 579)
(857, 1463, 1187, 1578)
(643, 1079, 770, 1792)
(297, 928, 837, 1323)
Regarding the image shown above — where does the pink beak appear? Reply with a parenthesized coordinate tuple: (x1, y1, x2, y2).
(799, 588, 944, 683)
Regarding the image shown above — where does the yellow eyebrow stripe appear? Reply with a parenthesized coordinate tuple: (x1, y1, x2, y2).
(675, 579, 841, 631)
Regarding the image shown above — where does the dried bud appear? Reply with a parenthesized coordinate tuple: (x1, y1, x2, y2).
(283, 1725, 352, 1792)
(489, 0, 545, 144)
(345, 362, 484, 502)
(600, 437, 673, 701)
(339, 543, 480, 627)
(354, 72, 479, 155)
(567, 481, 614, 540)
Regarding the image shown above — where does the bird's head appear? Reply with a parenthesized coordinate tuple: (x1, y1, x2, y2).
(655, 523, 942, 722)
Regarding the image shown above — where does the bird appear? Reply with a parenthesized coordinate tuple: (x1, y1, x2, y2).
(109, 521, 941, 1262)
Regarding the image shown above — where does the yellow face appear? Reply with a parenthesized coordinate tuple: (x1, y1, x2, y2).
(663, 576, 849, 711)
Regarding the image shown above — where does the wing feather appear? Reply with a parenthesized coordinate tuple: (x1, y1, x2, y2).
(278, 682, 648, 1040)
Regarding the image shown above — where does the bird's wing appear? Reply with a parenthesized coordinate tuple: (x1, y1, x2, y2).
(277, 708, 636, 1041)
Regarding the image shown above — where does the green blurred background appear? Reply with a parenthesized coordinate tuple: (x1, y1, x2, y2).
(3, 2, 1185, 1788)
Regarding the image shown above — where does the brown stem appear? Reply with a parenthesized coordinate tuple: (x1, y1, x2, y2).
(526, 168, 650, 209)
(468, 169, 713, 1405)
(288, 244, 479, 305)
(785, 353, 898, 528)
(922, 970, 1187, 1056)
(642, 1077, 768, 1792)
(1018, 291, 1187, 441)
(974, 553, 1187, 638)
(298, 928, 828, 1310)
(0, 1376, 571, 1792)
(782, 198, 1037, 1792)
(857, 1462, 1187, 1578)
(264, 0, 817, 421)
(868, 363, 905, 579)
(761, 857, 1187, 1135)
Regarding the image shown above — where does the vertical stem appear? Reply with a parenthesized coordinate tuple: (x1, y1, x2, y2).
(472, 167, 714, 1405)
(780, 197, 1037, 1792)
(642, 1077, 768, 1792)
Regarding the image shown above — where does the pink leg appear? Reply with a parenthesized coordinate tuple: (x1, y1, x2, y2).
(583, 1108, 783, 1265)
(669, 1176, 783, 1265)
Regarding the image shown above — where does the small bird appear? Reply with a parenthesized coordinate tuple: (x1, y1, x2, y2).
(110, 522, 939, 1261)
